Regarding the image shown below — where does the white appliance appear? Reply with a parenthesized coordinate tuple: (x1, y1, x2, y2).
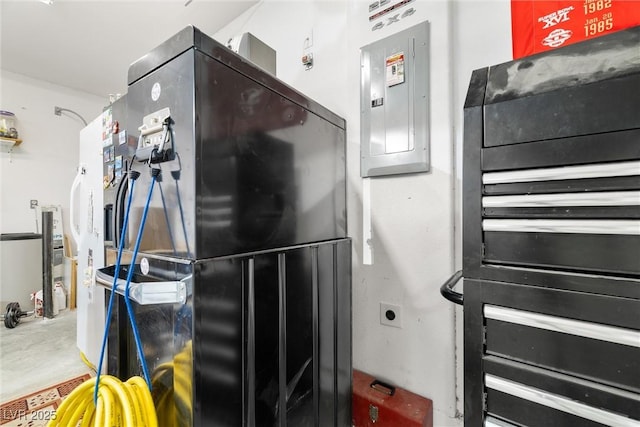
(70, 114, 105, 369)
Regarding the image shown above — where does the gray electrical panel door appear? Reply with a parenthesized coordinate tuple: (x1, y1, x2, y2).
(360, 21, 429, 177)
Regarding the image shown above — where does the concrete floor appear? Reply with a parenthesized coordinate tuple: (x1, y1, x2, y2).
(0, 309, 91, 402)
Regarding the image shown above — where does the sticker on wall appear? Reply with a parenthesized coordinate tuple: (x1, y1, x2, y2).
(385, 53, 405, 87)
(369, 0, 414, 22)
(119, 130, 127, 145)
(368, 0, 416, 31)
(402, 7, 415, 18)
(387, 13, 400, 25)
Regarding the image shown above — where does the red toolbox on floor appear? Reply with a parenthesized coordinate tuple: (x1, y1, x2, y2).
(353, 369, 433, 427)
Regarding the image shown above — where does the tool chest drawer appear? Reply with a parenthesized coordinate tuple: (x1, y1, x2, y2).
(484, 305, 640, 393)
(480, 158, 640, 276)
(482, 227, 640, 276)
(484, 358, 640, 427)
(483, 72, 640, 147)
(463, 278, 640, 427)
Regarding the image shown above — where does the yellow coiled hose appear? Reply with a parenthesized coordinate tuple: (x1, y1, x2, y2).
(152, 341, 193, 425)
(47, 375, 158, 427)
(49, 340, 193, 427)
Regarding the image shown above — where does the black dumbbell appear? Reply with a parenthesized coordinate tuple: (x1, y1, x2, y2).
(2, 302, 34, 329)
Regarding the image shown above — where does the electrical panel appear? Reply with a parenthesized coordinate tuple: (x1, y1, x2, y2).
(360, 21, 429, 177)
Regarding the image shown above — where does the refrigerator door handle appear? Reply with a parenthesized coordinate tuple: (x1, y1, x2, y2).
(95, 265, 190, 305)
(69, 165, 86, 250)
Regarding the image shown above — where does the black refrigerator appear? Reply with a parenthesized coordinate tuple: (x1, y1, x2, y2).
(97, 26, 351, 427)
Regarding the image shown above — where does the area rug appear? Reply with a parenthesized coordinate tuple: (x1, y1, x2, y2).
(0, 374, 91, 426)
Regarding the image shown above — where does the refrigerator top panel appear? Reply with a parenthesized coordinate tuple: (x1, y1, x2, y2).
(122, 26, 347, 261)
(128, 25, 344, 130)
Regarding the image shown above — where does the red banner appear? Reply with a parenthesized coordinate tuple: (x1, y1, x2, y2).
(511, 0, 640, 58)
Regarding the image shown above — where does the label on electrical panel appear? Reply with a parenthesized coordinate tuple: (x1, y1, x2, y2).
(385, 52, 405, 87)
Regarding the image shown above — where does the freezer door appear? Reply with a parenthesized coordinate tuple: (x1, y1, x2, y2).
(75, 115, 106, 368)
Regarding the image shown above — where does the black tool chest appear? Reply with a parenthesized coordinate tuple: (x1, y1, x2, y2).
(462, 26, 640, 426)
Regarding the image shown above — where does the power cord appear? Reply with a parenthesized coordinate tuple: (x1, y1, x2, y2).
(94, 169, 140, 403)
(49, 168, 159, 426)
(122, 167, 162, 390)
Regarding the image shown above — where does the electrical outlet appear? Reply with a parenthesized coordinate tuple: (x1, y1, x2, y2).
(30, 199, 38, 209)
(380, 302, 402, 328)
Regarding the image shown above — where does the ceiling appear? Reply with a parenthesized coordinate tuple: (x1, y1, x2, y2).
(0, 0, 259, 99)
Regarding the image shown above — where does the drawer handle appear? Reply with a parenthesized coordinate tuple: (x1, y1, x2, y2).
(440, 270, 463, 305)
(484, 305, 640, 348)
(482, 219, 640, 235)
(482, 191, 640, 207)
(483, 160, 640, 184)
(370, 379, 396, 396)
(485, 375, 640, 427)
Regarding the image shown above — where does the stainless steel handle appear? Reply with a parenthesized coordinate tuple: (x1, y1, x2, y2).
(485, 375, 640, 427)
(484, 305, 640, 348)
(483, 191, 640, 207)
(370, 379, 396, 396)
(482, 219, 640, 235)
(483, 160, 640, 184)
(440, 270, 463, 305)
(95, 266, 189, 305)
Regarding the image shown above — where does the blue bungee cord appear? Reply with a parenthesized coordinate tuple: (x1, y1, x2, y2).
(170, 153, 190, 258)
(94, 169, 141, 404)
(121, 167, 162, 390)
(174, 180, 191, 258)
(157, 181, 178, 255)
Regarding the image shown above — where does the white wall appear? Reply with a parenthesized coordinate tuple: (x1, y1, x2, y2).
(452, 0, 513, 267)
(346, 2, 460, 425)
(0, 70, 105, 242)
(450, 2, 513, 418)
(216, 1, 512, 425)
